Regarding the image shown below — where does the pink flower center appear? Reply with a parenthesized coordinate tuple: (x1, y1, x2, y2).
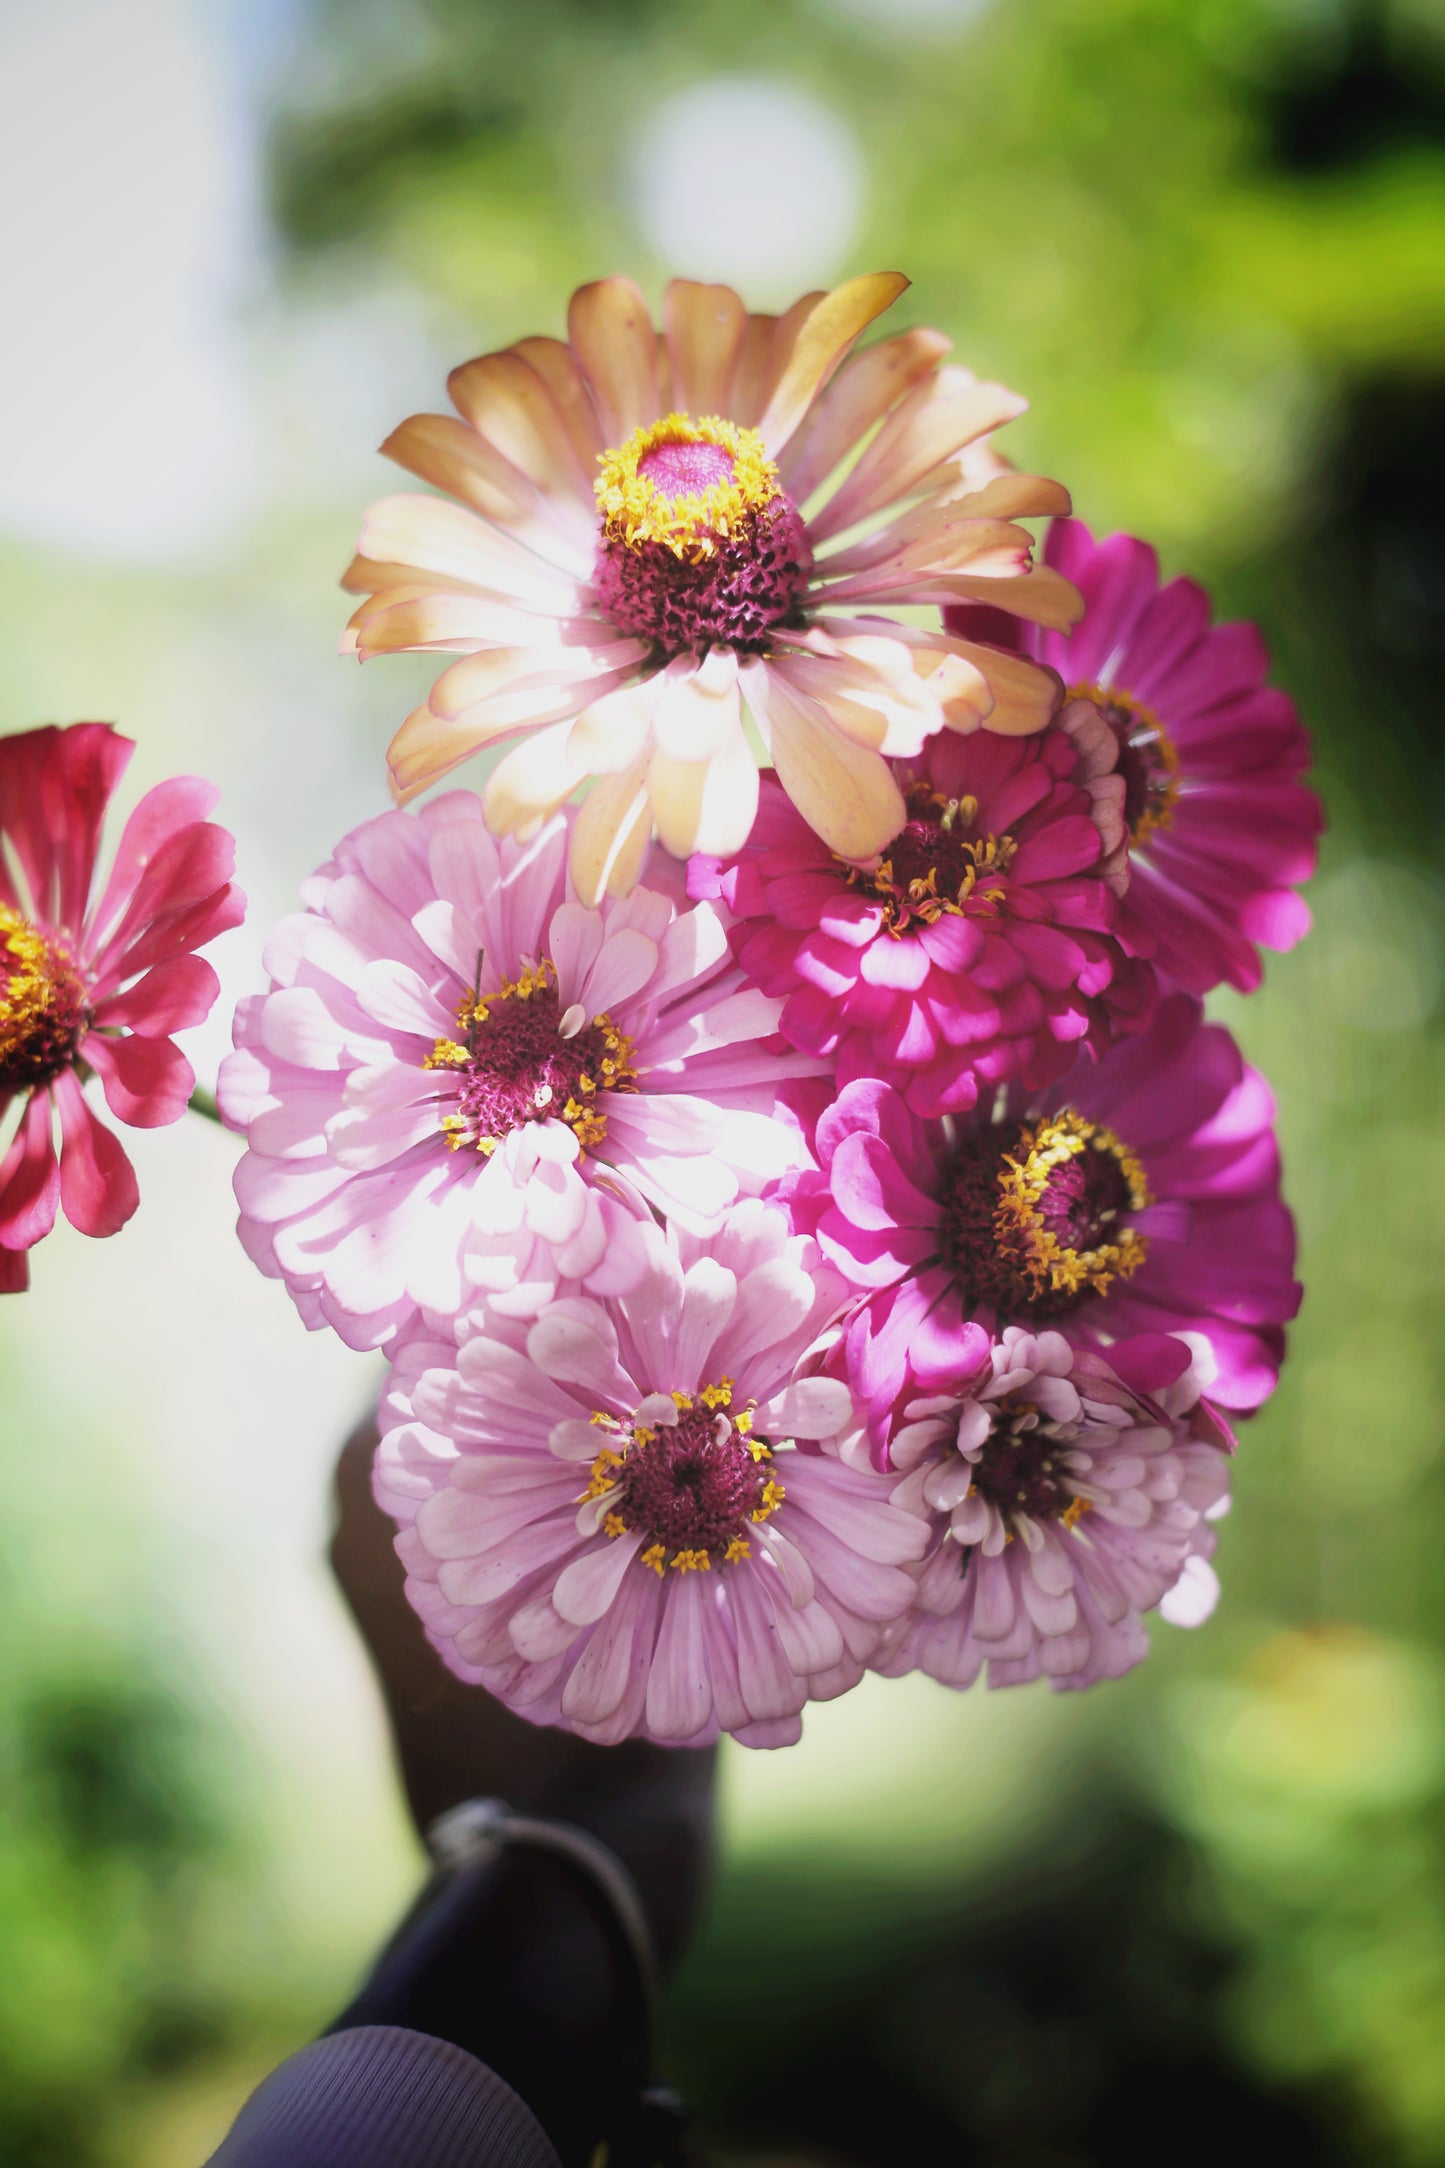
(847, 786, 1017, 932)
(423, 959, 638, 1157)
(584, 1381, 784, 1575)
(937, 1111, 1150, 1318)
(1071, 684, 1179, 844)
(0, 905, 88, 1094)
(968, 1402, 1091, 1533)
(637, 437, 737, 498)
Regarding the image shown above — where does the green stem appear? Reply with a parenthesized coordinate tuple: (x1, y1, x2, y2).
(188, 1085, 224, 1126)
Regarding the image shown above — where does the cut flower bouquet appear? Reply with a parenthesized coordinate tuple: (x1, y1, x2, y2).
(2, 270, 1320, 1749)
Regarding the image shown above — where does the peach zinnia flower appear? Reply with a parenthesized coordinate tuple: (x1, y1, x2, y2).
(344, 274, 1082, 901)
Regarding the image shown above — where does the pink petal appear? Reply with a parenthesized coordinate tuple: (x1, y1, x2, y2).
(644, 1574, 715, 1740)
(85, 1031, 195, 1128)
(53, 1070, 140, 1237)
(86, 779, 223, 950)
(91, 954, 220, 1035)
(0, 1091, 60, 1249)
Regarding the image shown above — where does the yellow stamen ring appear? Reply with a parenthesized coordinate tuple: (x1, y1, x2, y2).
(424, 956, 639, 1158)
(995, 1111, 1151, 1302)
(580, 1376, 782, 1575)
(0, 904, 88, 1087)
(1070, 680, 1181, 844)
(595, 413, 782, 564)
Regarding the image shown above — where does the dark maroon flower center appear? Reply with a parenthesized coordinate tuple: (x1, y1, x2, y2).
(424, 960, 637, 1157)
(936, 1111, 1150, 1317)
(1073, 685, 1179, 843)
(595, 499, 812, 658)
(970, 1405, 1079, 1523)
(848, 785, 1016, 931)
(0, 906, 89, 1093)
(584, 1382, 785, 1574)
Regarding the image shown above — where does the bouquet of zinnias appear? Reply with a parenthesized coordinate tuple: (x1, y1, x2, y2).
(3, 272, 1319, 1751)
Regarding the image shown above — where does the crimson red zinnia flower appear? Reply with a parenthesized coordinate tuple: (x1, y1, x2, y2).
(0, 723, 244, 1290)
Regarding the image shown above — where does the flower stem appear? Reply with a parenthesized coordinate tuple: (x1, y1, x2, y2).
(188, 1085, 224, 1126)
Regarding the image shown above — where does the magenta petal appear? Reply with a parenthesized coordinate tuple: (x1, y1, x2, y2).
(89, 822, 239, 978)
(859, 937, 931, 991)
(816, 1076, 909, 1164)
(916, 916, 985, 971)
(1154, 617, 1269, 716)
(831, 1129, 937, 1234)
(85, 1031, 196, 1128)
(0, 723, 134, 931)
(91, 883, 245, 988)
(85, 777, 222, 949)
(907, 1317, 992, 1393)
(1117, 577, 1211, 704)
(816, 893, 883, 947)
(880, 1002, 938, 1065)
(54, 1071, 140, 1237)
(92, 954, 221, 1035)
(1011, 815, 1101, 884)
(1104, 1333, 1194, 1396)
(1044, 524, 1158, 681)
(1239, 888, 1311, 951)
(53, 726, 137, 931)
(0, 1092, 61, 1249)
(780, 981, 842, 1056)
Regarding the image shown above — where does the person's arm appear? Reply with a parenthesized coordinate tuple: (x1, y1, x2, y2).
(208, 1416, 717, 2168)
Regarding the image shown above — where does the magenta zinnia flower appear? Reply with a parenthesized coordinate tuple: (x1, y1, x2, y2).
(373, 1204, 930, 1748)
(692, 696, 1155, 1115)
(220, 792, 820, 1351)
(342, 272, 1082, 896)
(792, 993, 1299, 1432)
(946, 519, 1322, 994)
(877, 1327, 1232, 1692)
(0, 722, 242, 1292)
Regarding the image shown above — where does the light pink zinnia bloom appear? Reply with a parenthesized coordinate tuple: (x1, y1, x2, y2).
(1, 722, 243, 1293)
(220, 792, 818, 1350)
(343, 272, 1082, 897)
(878, 1327, 1232, 1692)
(375, 1204, 930, 1747)
(946, 519, 1322, 994)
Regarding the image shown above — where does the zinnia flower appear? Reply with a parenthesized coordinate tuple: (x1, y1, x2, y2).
(373, 1203, 930, 1748)
(877, 1327, 1232, 1691)
(945, 519, 1322, 994)
(692, 695, 1155, 1115)
(342, 272, 1082, 898)
(791, 992, 1299, 1434)
(220, 792, 820, 1351)
(0, 722, 243, 1292)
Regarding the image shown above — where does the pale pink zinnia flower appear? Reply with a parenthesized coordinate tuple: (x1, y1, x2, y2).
(343, 273, 1081, 897)
(878, 1327, 1232, 1692)
(0, 723, 243, 1293)
(374, 1204, 930, 1748)
(219, 792, 819, 1351)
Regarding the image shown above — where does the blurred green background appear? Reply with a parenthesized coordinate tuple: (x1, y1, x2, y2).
(1, 0, 1443, 2159)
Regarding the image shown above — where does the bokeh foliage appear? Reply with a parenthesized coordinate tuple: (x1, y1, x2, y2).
(2, 0, 1443, 2159)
